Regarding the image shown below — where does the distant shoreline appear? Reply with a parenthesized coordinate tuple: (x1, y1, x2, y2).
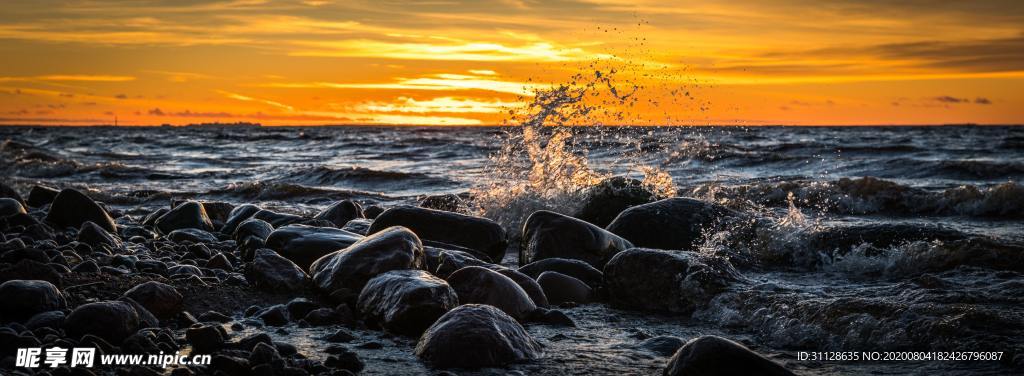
(0, 123, 1020, 128)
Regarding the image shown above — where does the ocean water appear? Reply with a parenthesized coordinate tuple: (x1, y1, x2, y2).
(2, 124, 1023, 374)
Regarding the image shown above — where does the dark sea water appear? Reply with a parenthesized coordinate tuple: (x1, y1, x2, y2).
(2, 125, 1023, 375)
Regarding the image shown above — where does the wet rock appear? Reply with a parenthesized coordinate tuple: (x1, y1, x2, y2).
(368, 205, 508, 263)
(0, 197, 27, 216)
(186, 324, 226, 353)
(0, 279, 66, 322)
(311, 226, 424, 294)
(415, 304, 543, 369)
(286, 298, 319, 319)
(249, 342, 283, 368)
(419, 193, 467, 213)
(341, 218, 373, 235)
(45, 188, 117, 232)
(27, 185, 60, 208)
(253, 209, 305, 228)
(636, 335, 686, 357)
(64, 300, 141, 343)
(362, 205, 385, 219)
(265, 224, 363, 270)
(808, 223, 967, 255)
(537, 271, 592, 305)
(122, 281, 182, 321)
(199, 310, 232, 323)
(433, 249, 494, 279)
(325, 328, 356, 343)
(303, 307, 345, 326)
(447, 266, 536, 321)
(529, 308, 575, 327)
(72, 259, 100, 273)
(0, 182, 27, 208)
(324, 347, 364, 373)
(606, 198, 739, 251)
(664, 336, 795, 376)
(357, 269, 458, 336)
(496, 268, 549, 308)
(604, 248, 740, 314)
(155, 201, 214, 234)
(244, 248, 309, 292)
(575, 176, 661, 228)
(168, 264, 203, 277)
(77, 221, 122, 249)
(314, 200, 364, 227)
(258, 304, 290, 326)
(25, 310, 65, 329)
(233, 218, 274, 243)
(119, 296, 160, 328)
(167, 228, 218, 243)
(518, 258, 603, 289)
(522, 210, 633, 268)
(206, 253, 232, 270)
(221, 204, 261, 235)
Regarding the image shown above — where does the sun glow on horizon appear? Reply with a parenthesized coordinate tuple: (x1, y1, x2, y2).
(0, 0, 1021, 126)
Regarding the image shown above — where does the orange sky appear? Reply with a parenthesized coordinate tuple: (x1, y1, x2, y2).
(1, 0, 1022, 126)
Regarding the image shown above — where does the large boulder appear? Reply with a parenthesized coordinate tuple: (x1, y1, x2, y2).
(0, 279, 66, 322)
(245, 248, 309, 292)
(518, 258, 603, 289)
(252, 209, 304, 228)
(314, 200, 363, 227)
(603, 248, 740, 314)
(122, 281, 182, 321)
(221, 204, 260, 235)
(234, 218, 274, 243)
(155, 201, 214, 234)
(446, 266, 536, 321)
(0, 198, 26, 216)
(64, 301, 141, 343)
(664, 336, 795, 376)
(537, 271, 592, 305)
(77, 221, 122, 249)
(265, 224, 363, 270)
(495, 268, 549, 308)
(27, 185, 60, 208)
(432, 248, 495, 279)
(575, 176, 661, 227)
(521, 210, 633, 268)
(368, 206, 508, 263)
(606, 198, 738, 251)
(415, 304, 543, 369)
(0, 183, 26, 208)
(311, 226, 424, 295)
(45, 188, 117, 232)
(357, 269, 458, 336)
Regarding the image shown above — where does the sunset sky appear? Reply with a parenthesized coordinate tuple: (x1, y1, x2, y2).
(1, 0, 1022, 126)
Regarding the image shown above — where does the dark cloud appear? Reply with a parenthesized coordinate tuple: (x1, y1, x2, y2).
(115, 94, 128, 99)
(148, 108, 165, 116)
(934, 95, 966, 103)
(974, 97, 992, 104)
(147, 107, 233, 117)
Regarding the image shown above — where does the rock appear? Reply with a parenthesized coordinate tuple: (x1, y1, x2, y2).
(432, 249, 494, 279)
(64, 301, 141, 343)
(45, 188, 117, 232)
(265, 224, 363, 270)
(518, 258, 603, 289)
(206, 253, 232, 271)
(168, 264, 203, 277)
(199, 310, 232, 323)
(324, 347, 364, 373)
(155, 201, 214, 234)
(258, 304, 290, 326)
(530, 308, 575, 327)
(245, 248, 309, 292)
(167, 228, 218, 243)
(447, 266, 536, 321)
(118, 296, 160, 329)
(314, 200, 364, 227)
(419, 193, 467, 213)
(221, 204, 261, 235)
(341, 218, 373, 235)
(362, 205, 385, 219)
(604, 248, 740, 314)
(72, 260, 100, 273)
(122, 281, 182, 320)
(521, 210, 633, 268)
(537, 271, 592, 305)
(495, 268, 549, 307)
(77, 221, 122, 248)
(415, 304, 543, 369)
(0, 279, 66, 322)
(575, 176, 661, 227)
(368, 206, 507, 263)
(0, 182, 27, 208)
(325, 328, 356, 342)
(252, 209, 304, 228)
(249, 342, 282, 368)
(233, 218, 274, 243)
(0, 197, 27, 216)
(311, 226, 424, 294)
(664, 336, 795, 376)
(357, 270, 458, 336)
(285, 298, 319, 319)
(606, 198, 739, 251)
(25, 310, 65, 330)
(27, 185, 60, 208)
(186, 324, 225, 353)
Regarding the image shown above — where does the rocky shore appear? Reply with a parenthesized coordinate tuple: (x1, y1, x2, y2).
(0, 176, 1018, 375)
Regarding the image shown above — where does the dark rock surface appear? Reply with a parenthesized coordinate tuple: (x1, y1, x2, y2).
(664, 335, 796, 376)
(447, 266, 537, 321)
(0, 279, 66, 322)
(311, 226, 424, 295)
(265, 224, 363, 270)
(27, 185, 60, 208)
(245, 248, 309, 292)
(0, 197, 26, 216)
(415, 304, 543, 369)
(606, 198, 739, 251)
(537, 271, 593, 305)
(604, 248, 741, 314)
(518, 258, 604, 289)
(64, 300, 141, 343)
(357, 269, 458, 336)
(521, 210, 633, 268)
(574, 176, 661, 228)
(155, 200, 215, 234)
(368, 206, 508, 263)
(123, 281, 183, 321)
(45, 188, 117, 232)
(314, 200, 364, 227)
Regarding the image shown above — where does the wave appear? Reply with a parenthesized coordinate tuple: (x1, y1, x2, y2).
(693, 177, 1024, 218)
(273, 165, 456, 188)
(205, 181, 393, 201)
